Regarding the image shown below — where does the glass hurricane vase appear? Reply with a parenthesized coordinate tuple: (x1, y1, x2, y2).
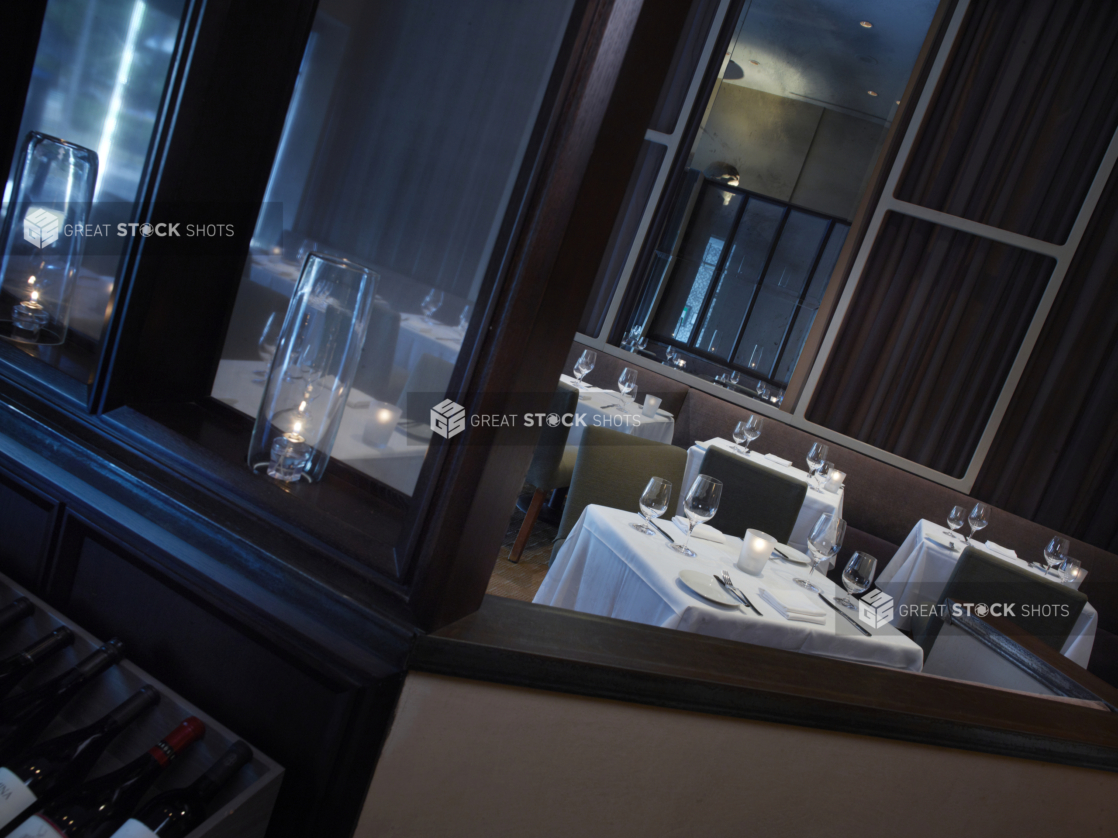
(248, 252, 377, 482)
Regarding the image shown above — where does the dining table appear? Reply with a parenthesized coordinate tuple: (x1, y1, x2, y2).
(535, 504, 924, 672)
(558, 374, 675, 448)
(680, 438, 843, 561)
(874, 519, 1097, 667)
(394, 312, 463, 370)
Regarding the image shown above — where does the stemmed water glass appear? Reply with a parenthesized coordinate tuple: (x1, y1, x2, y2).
(967, 502, 990, 543)
(618, 368, 638, 412)
(671, 475, 722, 558)
(630, 476, 672, 536)
(816, 460, 834, 488)
(806, 442, 828, 487)
(795, 513, 846, 592)
(420, 289, 444, 324)
(573, 350, 597, 397)
(947, 505, 967, 550)
(835, 552, 877, 610)
(733, 415, 762, 454)
(1043, 536, 1069, 577)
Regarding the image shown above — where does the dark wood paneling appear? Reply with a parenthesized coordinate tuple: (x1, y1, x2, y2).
(414, 596, 1118, 772)
(0, 465, 58, 591)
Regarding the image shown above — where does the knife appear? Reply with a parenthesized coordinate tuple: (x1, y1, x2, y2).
(817, 593, 871, 636)
(650, 517, 677, 545)
(716, 575, 763, 617)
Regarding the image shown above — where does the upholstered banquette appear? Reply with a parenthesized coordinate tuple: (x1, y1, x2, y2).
(562, 342, 1118, 685)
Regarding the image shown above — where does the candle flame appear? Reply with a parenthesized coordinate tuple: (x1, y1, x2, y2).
(29, 290, 39, 302)
(28, 276, 36, 285)
(298, 400, 307, 413)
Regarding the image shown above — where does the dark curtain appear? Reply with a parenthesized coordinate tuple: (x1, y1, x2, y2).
(897, 0, 1118, 244)
(975, 165, 1118, 552)
(806, 214, 1053, 477)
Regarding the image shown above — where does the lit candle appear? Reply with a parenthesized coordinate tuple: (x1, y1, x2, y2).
(737, 529, 777, 575)
(267, 401, 313, 482)
(362, 402, 403, 448)
(12, 277, 49, 338)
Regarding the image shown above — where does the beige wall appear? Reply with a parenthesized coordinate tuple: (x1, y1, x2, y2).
(356, 672, 1118, 836)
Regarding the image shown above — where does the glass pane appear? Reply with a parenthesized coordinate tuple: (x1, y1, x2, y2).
(771, 223, 848, 384)
(694, 197, 783, 359)
(213, 0, 575, 499)
(731, 211, 829, 377)
(648, 184, 741, 343)
(0, 0, 187, 381)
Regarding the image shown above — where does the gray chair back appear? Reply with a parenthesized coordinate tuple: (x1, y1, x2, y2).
(557, 426, 688, 543)
(915, 546, 1088, 656)
(697, 447, 806, 543)
(525, 384, 579, 491)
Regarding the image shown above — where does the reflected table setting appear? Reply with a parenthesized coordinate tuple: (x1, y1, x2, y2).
(681, 438, 843, 558)
(395, 312, 463, 369)
(535, 504, 923, 672)
(874, 519, 1097, 666)
(211, 359, 427, 495)
(559, 374, 675, 447)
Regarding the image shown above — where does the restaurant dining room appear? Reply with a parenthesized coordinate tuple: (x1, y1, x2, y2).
(0, 0, 1117, 836)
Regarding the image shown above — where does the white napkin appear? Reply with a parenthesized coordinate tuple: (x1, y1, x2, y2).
(672, 516, 725, 543)
(983, 541, 1029, 568)
(764, 453, 792, 467)
(758, 581, 827, 624)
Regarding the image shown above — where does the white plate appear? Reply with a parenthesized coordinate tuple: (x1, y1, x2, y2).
(678, 570, 738, 606)
(772, 544, 811, 565)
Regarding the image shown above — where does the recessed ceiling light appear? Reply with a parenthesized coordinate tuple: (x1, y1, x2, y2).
(867, 90, 878, 96)
(749, 59, 759, 65)
(860, 21, 873, 28)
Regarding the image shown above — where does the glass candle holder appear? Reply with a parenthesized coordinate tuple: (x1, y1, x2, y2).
(737, 529, 776, 575)
(362, 402, 403, 448)
(249, 253, 378, 482)
(0, 132, 98, 345)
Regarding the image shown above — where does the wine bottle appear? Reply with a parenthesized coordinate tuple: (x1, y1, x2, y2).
(0, 630, 75, 700)
(0, 687, 161, 831)
(0, 640, 125, 766)
(0, 600, 34, 637)
(107, 740, 253, 838)
(7, 718, 205, 838)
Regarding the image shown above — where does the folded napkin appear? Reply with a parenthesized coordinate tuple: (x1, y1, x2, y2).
(672, 516, 725, 543)
(983, 541, 1029, 568)
(758, 582, 827, 625)
(764, 453, 793, 467)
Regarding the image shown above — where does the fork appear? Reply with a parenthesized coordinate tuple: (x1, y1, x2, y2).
(718, 571, 763, 617)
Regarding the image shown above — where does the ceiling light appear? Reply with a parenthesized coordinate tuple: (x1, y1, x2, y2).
(867, 90, 878, 96)
(860, 21, 873, 28)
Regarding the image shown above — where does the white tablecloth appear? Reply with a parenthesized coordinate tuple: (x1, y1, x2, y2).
(874, 519, 1097, 667)
(559, 375, 675, 448)
(535, 504, 923, 672)
(395, 313, 463, 370)
(681, 438, 843, 560)
(212, 359, 427, 495)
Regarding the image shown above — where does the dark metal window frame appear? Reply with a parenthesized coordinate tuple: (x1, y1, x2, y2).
(647, 179, 843, 388)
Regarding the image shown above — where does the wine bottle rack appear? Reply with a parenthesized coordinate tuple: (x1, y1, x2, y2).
(0, 574, 283, 838)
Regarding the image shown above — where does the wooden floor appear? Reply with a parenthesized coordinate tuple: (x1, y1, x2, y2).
(485, 492, 557, 603)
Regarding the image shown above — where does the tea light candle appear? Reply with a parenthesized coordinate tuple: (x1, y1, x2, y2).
(641, 394, 662, 418)
(12, 279, 49, 338)
(363, 402, 403, 448)
(830, 470, 846, 485)
(737, 529, 776, 575)
(267, 401, 313, 482)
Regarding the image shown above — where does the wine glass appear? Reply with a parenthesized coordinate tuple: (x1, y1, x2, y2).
(623, 384, 638, 414)
(636, 335, 648, 352)
(420, 289, 444, 324)
(947, 505, 967, 550)
(967, 502, 990, 543)
(573, 349, 597, 392)
(630, 476, 672, 536)
(663, 346, 676, 366)
(806, 442, 828, 486)
(742, 415, 762, 452)
(254, 312, 280, 380)
(816, 460, 834, 488)
(730, 370, 741, 386)
(732, 420, 748, 453)
(457, 303, 472, 333)
(835, 552, 877, 609)
(618, 368, 637, 411)
(1043, 536, 1069, 577)
(672, 475, 722, 558)
(795, 514, 846, 592)
(756, 381, 768, 400)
